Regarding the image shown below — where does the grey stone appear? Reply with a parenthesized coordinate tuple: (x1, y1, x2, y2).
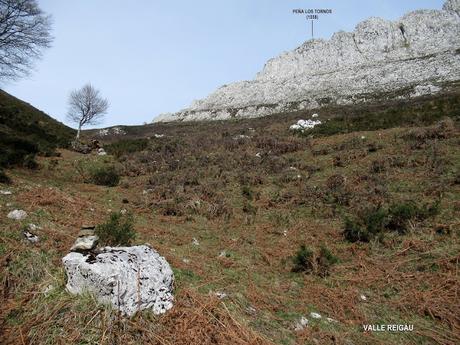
(62, 245, 174, 316)
(7, 209, 27, 220)
(70, 235, 98, 252)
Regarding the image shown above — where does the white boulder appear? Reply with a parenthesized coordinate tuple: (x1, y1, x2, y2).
(7, 209, 27, 220)
(62, 245, 174, 316)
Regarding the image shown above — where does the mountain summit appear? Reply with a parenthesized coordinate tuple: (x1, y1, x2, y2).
(155, 0, 460, 122)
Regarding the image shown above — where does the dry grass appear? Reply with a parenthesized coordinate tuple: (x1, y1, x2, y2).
(0, 105, 459, 344)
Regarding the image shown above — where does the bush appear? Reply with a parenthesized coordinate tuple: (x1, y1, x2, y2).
(343, 200, 440, 242)
(292, 245, 314, 273)
(95, 212, 136, 246)
(90, 166, 120, 187)
(105, 138, 149, 158)
(387, 200, 440, 234)
(317, 245, 339, 277)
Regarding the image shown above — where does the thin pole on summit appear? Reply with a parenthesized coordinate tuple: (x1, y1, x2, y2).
(311, 20, 314, 38)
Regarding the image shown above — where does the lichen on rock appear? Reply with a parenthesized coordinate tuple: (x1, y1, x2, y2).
(62, 245, 174, 316)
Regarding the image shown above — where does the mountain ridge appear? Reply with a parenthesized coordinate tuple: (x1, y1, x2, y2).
(155, 0, 460, 122)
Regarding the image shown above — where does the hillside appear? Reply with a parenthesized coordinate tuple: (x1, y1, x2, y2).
(156, 0, 460, 122)
(1, 96, 459, 344)
(0, 90, 75, 169)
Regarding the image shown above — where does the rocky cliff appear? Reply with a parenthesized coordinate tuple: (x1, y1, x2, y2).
(155, 0, 460, 122)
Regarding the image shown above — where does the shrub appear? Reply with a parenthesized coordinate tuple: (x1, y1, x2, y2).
(90, 166, 120, 187)
(387, 200, 440, 234)
(241, 185, 253, 200)
(105, 138, 149, 158)
(292, 245, 314, 273)
(95, 211, 136, 246)
(317, 245, 339, 277)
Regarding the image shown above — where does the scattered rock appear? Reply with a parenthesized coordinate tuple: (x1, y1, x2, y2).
(7, 209, 27, 220)
(310, 312, 322, 319)
(0, 190, 12, 195)
(294, 316, 309, 331)
(182, 258, 190, 264)
(192, 238, 200, 246)
(97, 148, 107, 156)
(70, 236, 99, 252)
(43, 284, 54, 296)
(290, 118, 322, 132)
(218, 250, 227, 258)
(28, 223, 40, 231)
(214, 291, 228, 299)
(326, 317, 338, 323)
(255, 152, 262, 158)
(120, 209, 128, 215)
(360, 294, 368, 301)
(23, 230, 39, 244)
(62, 245, 174, 316)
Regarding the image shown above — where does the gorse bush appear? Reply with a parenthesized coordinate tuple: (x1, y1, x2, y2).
(292, 244, 339, 276)
(105, 138, 149, 158)
(343, 200, 440, 242)
(292, 245, 314, 273)
(95, 211, 136, 246)
(317, 245, 340, 277)
(90, 166, 120, 187)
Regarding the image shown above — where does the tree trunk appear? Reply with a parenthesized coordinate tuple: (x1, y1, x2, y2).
(76, 123, 82, 140)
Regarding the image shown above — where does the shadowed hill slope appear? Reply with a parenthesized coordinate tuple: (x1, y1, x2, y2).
(0, 89, 75, 168)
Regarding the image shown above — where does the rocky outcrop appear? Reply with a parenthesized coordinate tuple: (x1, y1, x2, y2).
(63, 245, 174, 316)
(155, 0, 460, 122)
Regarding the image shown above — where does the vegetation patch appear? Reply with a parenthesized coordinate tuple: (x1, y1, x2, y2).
(95, 211, 136, 246)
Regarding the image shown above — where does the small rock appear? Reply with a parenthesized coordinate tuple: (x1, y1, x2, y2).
(81, 225, 96, 230)
(246, 306, 257, 315)
(7, 209, 27, 220)
(182, 258, 190, 264)
(78, 229, 95, 237)
(311, 113, 319, 118)
(326, 317, 338, 323)
(43, 284, 54, 296)
(218, 250, 227, 258)
(97, 148, 107, 156)
(70, 235, 99, 252)
(215, 291, 228, 299)
(294, 316, 309, 331)
(0, 190, 12, 195)
(192, 238, 200, 246)
(120, 209, 128, 215)
(28, 223, 41, 231)
(310, 312, 322, 319)
(255, 152, 261, 158)
(360, 294, 367, 301)
(23, 230, 39, 243)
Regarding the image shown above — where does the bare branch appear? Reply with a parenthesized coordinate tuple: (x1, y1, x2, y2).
(67, 83, 109, 139)
(0, 0, 53, 81)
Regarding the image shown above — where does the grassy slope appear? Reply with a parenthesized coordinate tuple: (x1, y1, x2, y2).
(0, 90, 75, 167)
(0, 94, 459, 345)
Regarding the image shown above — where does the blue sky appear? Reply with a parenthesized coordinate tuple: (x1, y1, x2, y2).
(3, 0, 444, 128)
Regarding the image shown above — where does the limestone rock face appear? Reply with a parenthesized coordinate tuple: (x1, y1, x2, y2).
(62, 245, 174, 316)
(155, 0, 460, 122)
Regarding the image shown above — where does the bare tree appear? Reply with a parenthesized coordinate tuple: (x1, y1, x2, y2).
(0, 0, 53, 80)
(67, 83, 109, 140)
